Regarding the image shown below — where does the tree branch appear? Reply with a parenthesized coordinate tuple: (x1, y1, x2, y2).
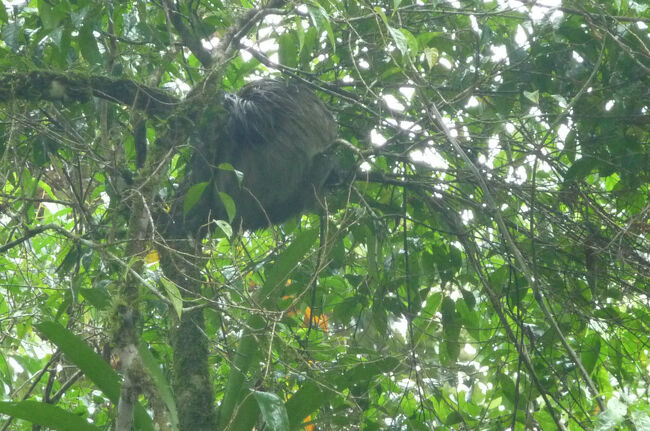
(0, 71, 180, 117)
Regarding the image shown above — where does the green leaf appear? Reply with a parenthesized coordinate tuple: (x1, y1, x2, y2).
(218, 163, 242, 183)
(581, 332, 601, 376)
(215, 220, 233, 238)
(388, 25, 408, 56)
(35, 322, 155, 431)
(460, 289, 476, 310)
(1, 21, 21, 51)
(79, 287, 111, 310)
(278, 32, 298, 68)
(160, 278, 183, 319)
(441, 297, 461, 362)
(78, 25, 102, 65)
(307, 6, 335, 52)
(563, 130, 577, 162)
(0, 401, 100, 431)
(424, 47, 439, 69)
(445, 411, 463, 426)
(342, 357, 399, 383)
(286, 357, 398, 429)
(217, 315, 265, 429)
(373, 7, 388, 24)
(564, 157, 596, 184)
(138, 343, 179, 430)
(36, 321, 119, 398)
(183, 181, 208, 215)
(217, 191, 236, 222)
(498, 373, 517, 405)
(259, 228, 318, 305)
(523, 90, 539, 104)
(0, 2, 7, 23)
(21, 168, 37, 196)
(37, 0, 63, 30)
(294, 17, 304, 50)
(299, 27, 318, 66)
(400, 28, 418, 57)
(227, 394, 259, 431)
(253, 391, 290, 431)
(285, 381, 326, 429)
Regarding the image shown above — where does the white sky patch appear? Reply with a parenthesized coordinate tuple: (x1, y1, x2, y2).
(202, 36, 219, 50)
(163, 79, 191, 95)
(438, 116, 459, 137)
(529, 7, 546, 20)
(556, 123, 571, 150)
(499, 0, 524, 9)
(391, 315, 408, 338)
(501, 0, 563, 22)
(438, 57, 453, 69)
(605, 100, 615, 111)
(547, 9, 564, 23)
(551, 94, 568, 108)
(572, 51, 584, 63)
(383, 94, 405, 111)
(637, 21, 648, 30)
(258, 25, 273, 40)
(370, 129, 387, 147)
(385, 117, 398, 127)
(526, 154, 552, 173)
(240, 50, 253, 62)
(515, 25, 528, 47)
(557, 123, 571, 140)
(529, 107, 549, 128)
(399, 86, 415, 100)
(491, 45, 509, 63)
(410, 146, 448, 170)
(469, 15, 480, 34)
(466, 96, 479, 108)
(360, 161, 372, 172)
(506, 165, 527, 184)
(4, 0, 28, 8)
(463, 343, 476, 356)
(32, 342, 53, 360)
(296, 4, 308, 14)
(8, 357, 24, 374)
(358, 58, 370, 69)
(259, 38, 278, 54)
(461, 209, 474, 224)
(400, 120, 421, 133)
(478, 135, 501, 168)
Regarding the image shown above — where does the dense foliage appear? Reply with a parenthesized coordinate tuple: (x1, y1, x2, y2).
(1, 0, 649, 430)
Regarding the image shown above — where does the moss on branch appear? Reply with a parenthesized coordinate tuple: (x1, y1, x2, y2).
(0, 70, 180, 117)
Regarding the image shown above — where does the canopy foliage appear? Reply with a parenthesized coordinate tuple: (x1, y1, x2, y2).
(1, 0, 649, 430)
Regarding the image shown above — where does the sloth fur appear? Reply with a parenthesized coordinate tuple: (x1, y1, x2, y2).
(179, 79, 338, 233)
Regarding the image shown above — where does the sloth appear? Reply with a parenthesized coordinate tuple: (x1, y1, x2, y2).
(174, 79, 338, 234)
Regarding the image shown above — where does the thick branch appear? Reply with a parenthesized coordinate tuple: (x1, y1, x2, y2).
(0, 71, 180, 117)
(163, 0, 213, 68)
